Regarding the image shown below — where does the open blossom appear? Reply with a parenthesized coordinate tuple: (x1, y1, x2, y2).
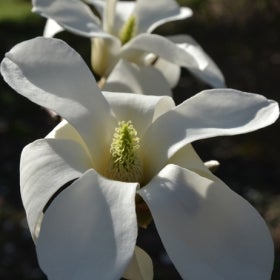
(32, 0, 225, 91)
(1, 37, 279, 279)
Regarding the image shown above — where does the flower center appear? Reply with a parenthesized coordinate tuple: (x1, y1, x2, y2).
(105, 120, 143, 182)
(119, 15, 137, 45)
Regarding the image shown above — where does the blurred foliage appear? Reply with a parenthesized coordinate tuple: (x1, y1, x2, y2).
(0, 0, 36, 23)
(1, 0, 280, 279)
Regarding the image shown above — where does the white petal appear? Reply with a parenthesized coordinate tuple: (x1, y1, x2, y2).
(47, 119, 84, 142)
(32, 0, 112, 39)
(142, 89, 279, 177)
(170, 143, 220, 173)
(168, 144, 215, 179)
(204, 160, 220, 171)
(103, 60, 172, 96)
(121, 34, 225, 88)
(134, 0, 192, 33)
(43, 18, 64, 38)
(114, 1, 137, 34)
(168, 35, 225, 87)
(123, 246, 153, 280)
(153, 57, 181, 88)
(103, 91, 175, 138)
(20, 138, 92, 239)
(1, 37, 116, 163)
(87, 0, 136, 35)
(37, 169, 138, 280)
(121, 34, 198, 69)
(103, 0, 117, 33)
(138, 164, 274, 279)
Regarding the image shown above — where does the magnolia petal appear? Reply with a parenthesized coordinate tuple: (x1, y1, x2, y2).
(104, 60, 172, 96)
(20, 138, 92, 240)
(87, 0, 136, 36)
(138, 164, 274, 279)
(103, 91, 175, 138)
(204, 160, 220, 172)
(169, 143, 220, 177)
(167, 35, 225, 88)
(153, 57, 181, 88)
(1, 37, 117, 163)
(123, 246, 153, 280)
(37, 169, 138, 280)
(114, 1, 137, 34)
(32, 0, 113, 39)
(121, 33, 197, 68)
(121, 33, 225, 88)
(168, 144, 215, 180)
(142, 89, 279, 176)
(43, 18, 64, 38)
(47, 119, 84, 142)
(103, 0, 117, 33)
(134, 0, 192, 34)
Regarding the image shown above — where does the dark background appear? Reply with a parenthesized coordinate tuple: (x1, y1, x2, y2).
(0, 0, 279, 279)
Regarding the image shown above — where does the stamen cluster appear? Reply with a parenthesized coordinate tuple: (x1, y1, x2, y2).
(106, 120, 142, 182)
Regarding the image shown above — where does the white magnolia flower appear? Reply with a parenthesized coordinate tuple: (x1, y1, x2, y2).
(32, 0, 225, 90)
(1, 37, 278, 279)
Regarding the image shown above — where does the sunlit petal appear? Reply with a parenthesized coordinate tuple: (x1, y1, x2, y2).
(104, 60, 172, 96)
(134, 0, 192, 33)
(103, 0, 117, 33)
(32, 0, 112, 39)
(142, 89, 279, 177)
(121, 33, 225, 88)
(139, 164, 274, 279)
(167, 35, 225, 87)
(153, 57, 181, 88)
(123, 246, 153, 280)
(1, 37, 117, 163)
(43, 18, 64, 38)
(103, 91, 175, 138)
(37, 169, 138, 280)
(121, 33, 197, 69)
(20, 138, 92, 239)
(86, 0, 135, 35)
(168, 144, 215, 180)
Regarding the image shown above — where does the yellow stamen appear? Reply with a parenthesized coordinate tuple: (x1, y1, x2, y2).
(106, 121, 142, 182)
(119, 16, 137, 45)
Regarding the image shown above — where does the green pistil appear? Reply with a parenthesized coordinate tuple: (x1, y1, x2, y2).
(119, 15, 137, 45)
(106, 121, 142, 182)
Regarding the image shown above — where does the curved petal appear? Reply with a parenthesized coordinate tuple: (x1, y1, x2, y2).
(32, 0, 112, 39)
(91, 37, 121, 77)
(37, 169, 138, 280)
(121, 33, 196, 66)
(87, 0, 136, 35)
(123, 246, 153, 280)
(134, 0, 192, 34)
(114, 1, 137, 34)
(43, 18, 64, 38)
(204, 160, 220, 172)
(121, 33, 224, 88)
(103, 0, 117, 33)
(47, 119, 85, 142)
(167, 35, 225, 88)
(138, 164, 274, 279)
(153, 57, 181, 88)
(103, 91, 175, 138)
(1, 37, 117, 163)
(20, 138, 92, 240)
(168, 144, 215, 179)
(142, 89, 279, 177)
(103, 60, 172, 96)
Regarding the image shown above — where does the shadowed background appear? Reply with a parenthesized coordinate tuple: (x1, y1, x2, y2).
(0, 0, 279, 279)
